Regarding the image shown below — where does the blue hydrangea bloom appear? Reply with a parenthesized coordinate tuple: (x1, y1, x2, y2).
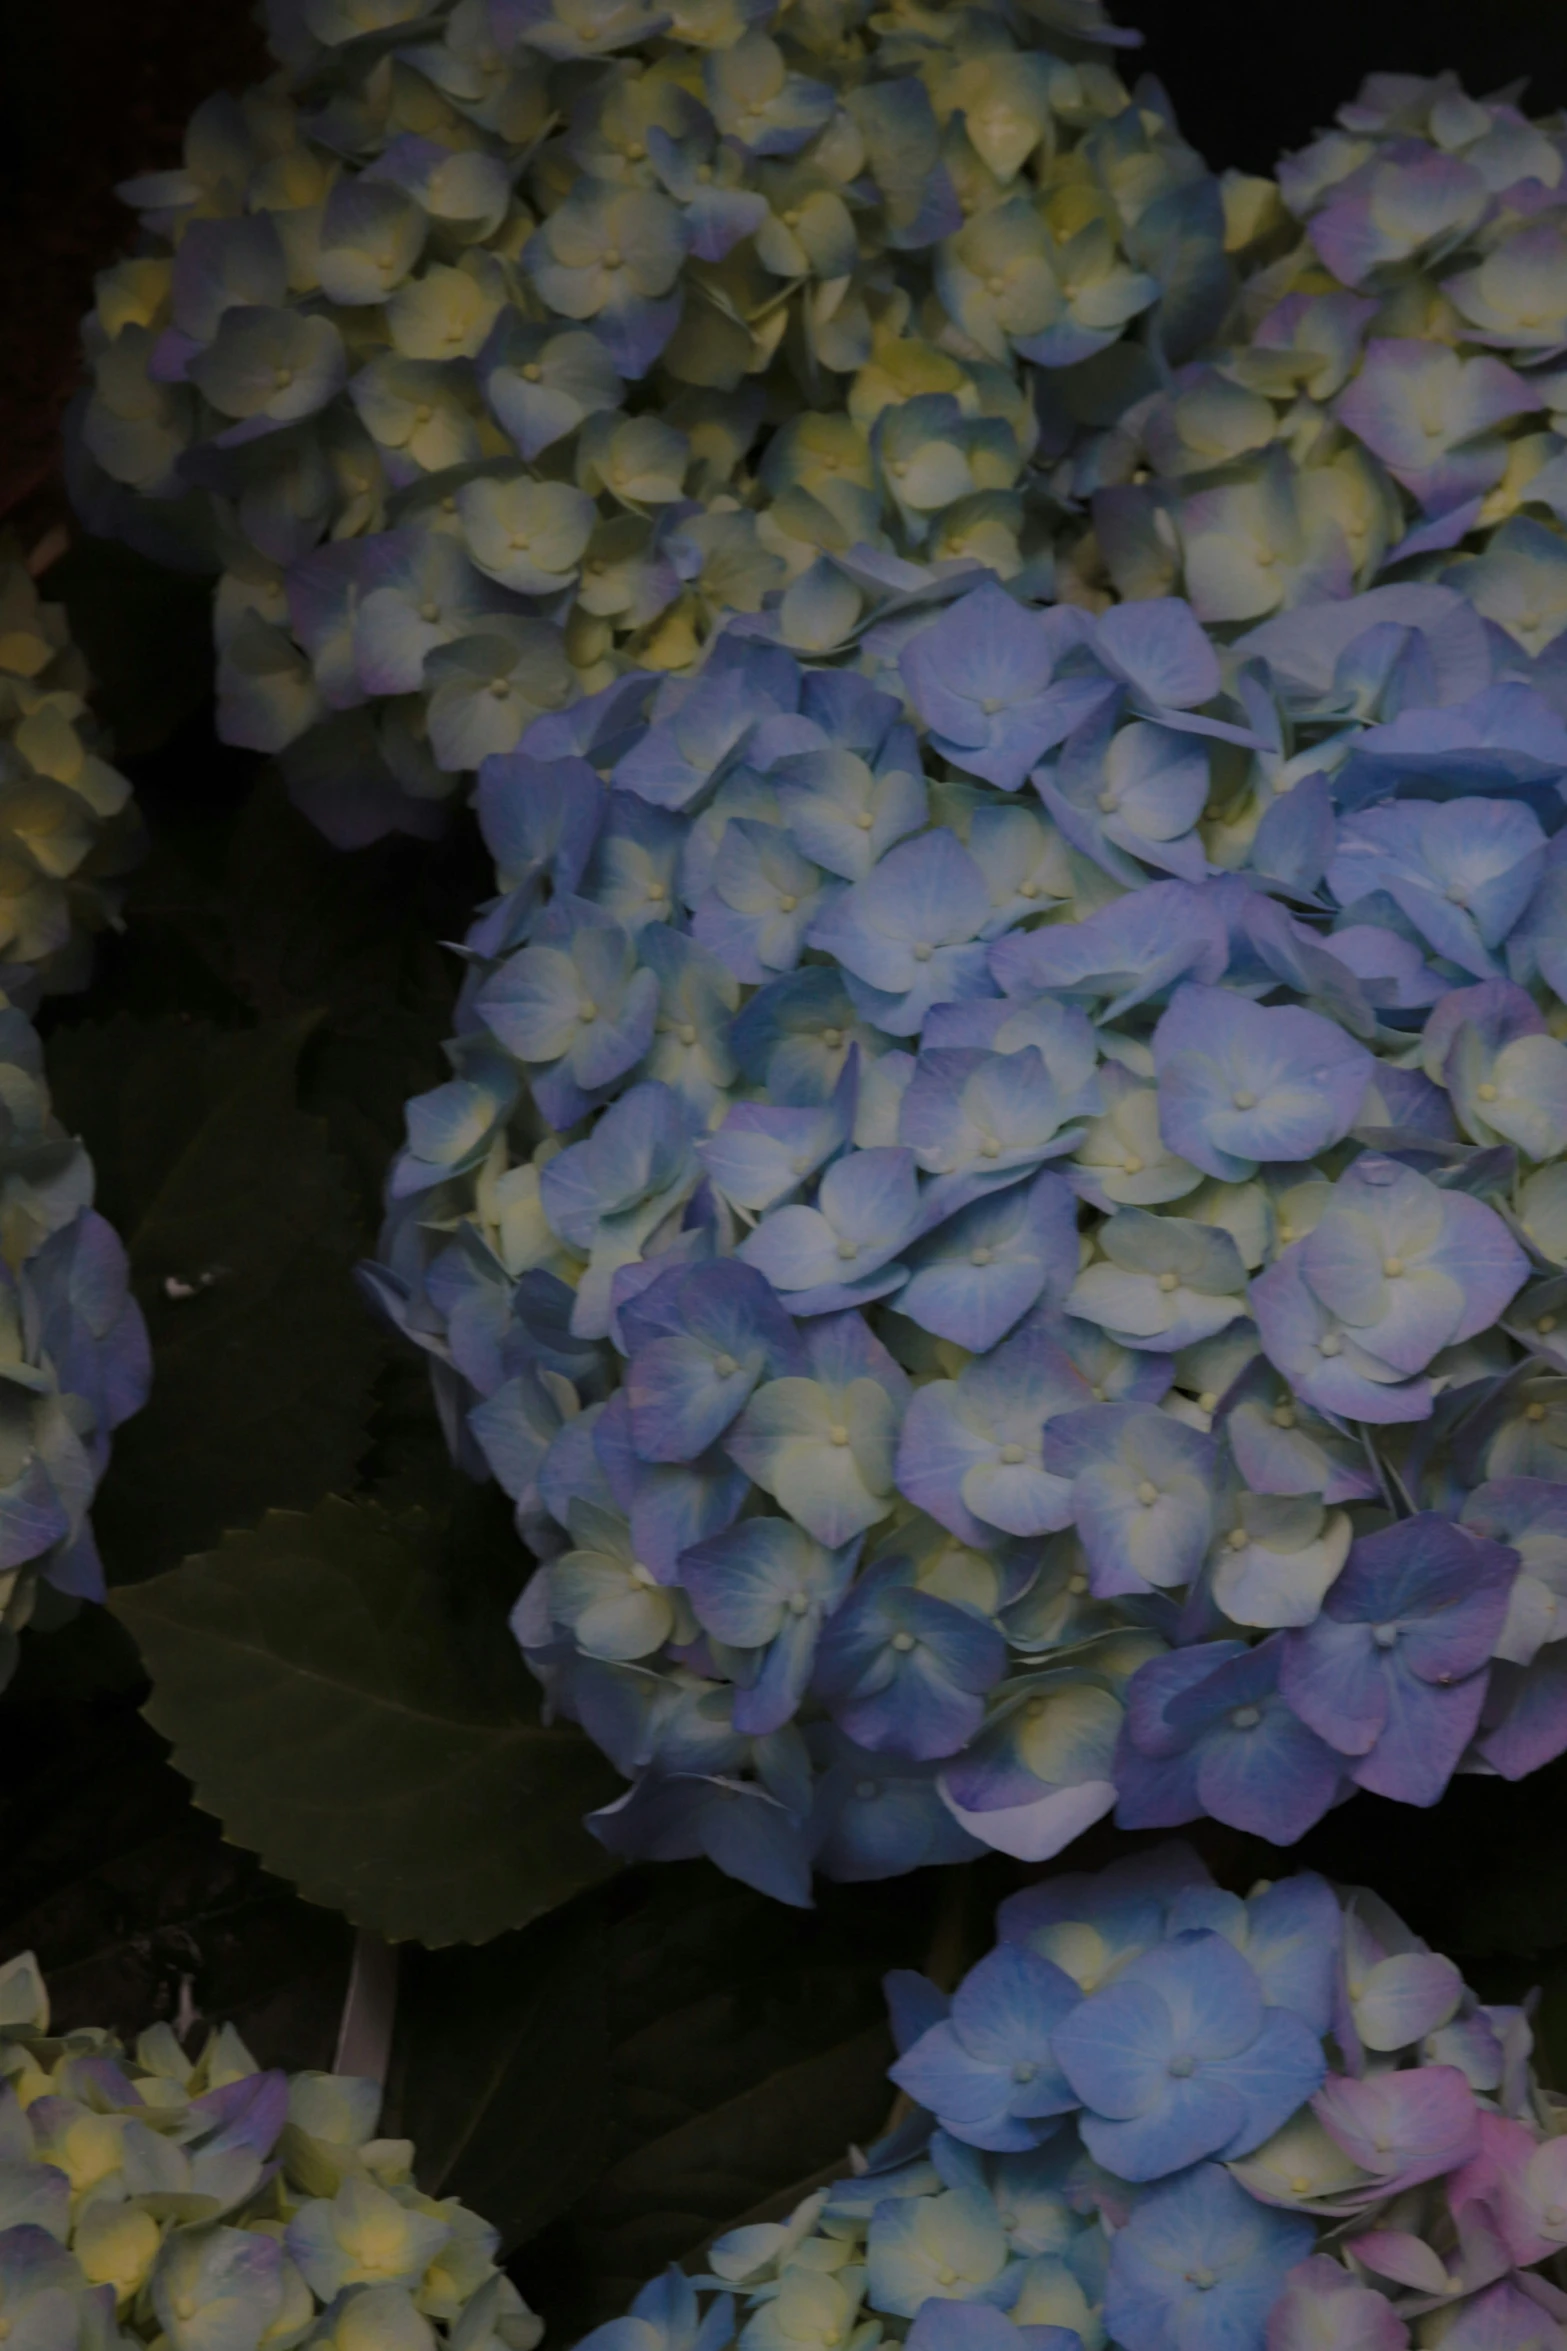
(570, 1844, 1559, 2351)
(370, 541, 1567, 1891)
(1104, 2164, 1315, 2351)
(1051, 1930, 1325, 2179)
(890, 1945, 1082, 2152)
(0, 554, 150, 1685)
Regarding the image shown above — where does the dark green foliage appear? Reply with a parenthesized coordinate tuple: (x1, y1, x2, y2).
(48, 1016, 384, 1583)
(394, 1865, 950, 2334)
(114, 1495, 621, 1946)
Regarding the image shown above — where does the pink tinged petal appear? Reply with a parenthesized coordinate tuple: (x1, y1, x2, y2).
(1346, 2233, 1451, 2294)
(1265, 2253, 1412, 2351)
(1312, 2065, 1481, 2188)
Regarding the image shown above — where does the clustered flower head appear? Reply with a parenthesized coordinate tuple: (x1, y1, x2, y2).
(0, 543, 142, 986)
(0, 550, 149, 1691)
(367, 557, 1567, 1901)
(573, 1842, 1567, 2351)
(1077, 71, 1567, 643)
(70, 0, 1235, 846)
(0, 1949, 540, 2350)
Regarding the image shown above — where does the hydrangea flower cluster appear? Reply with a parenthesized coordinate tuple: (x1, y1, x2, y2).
(1079, 71, 1567, 646)
(0, 1948, 540, 2351)
(0, 551, 149, 1690)
(69, 0, 1236, 846)
(0, 546, 142, 986)
(574, 1843, 1567, 2351)
(367, 562, 1567, 1900)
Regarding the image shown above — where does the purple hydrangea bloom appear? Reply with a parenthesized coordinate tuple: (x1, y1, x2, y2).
(812, 1555, 1007, 1759)
(1115, 1637, 1347, 1842)
(1279, 1514, 1519, 1804)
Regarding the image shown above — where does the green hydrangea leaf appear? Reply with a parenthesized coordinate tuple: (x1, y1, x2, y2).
(46, 1013, 383, 1581)
(112, 1494, 620, 1945)
(393, 1863, 951, 2330)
